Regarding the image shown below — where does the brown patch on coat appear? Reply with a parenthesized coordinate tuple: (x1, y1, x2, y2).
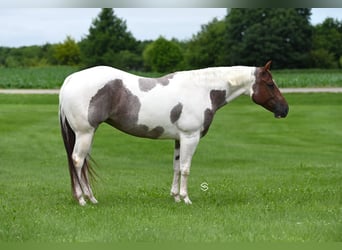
(174, 140, 180, 161)
(201, 89, 227, 137)
(139, 73, 175, 92)
(88, 79, 140, 129)
(210, 90, 226, 111)
(175, 140, 180, 150)
(88, 79, 164, 139)
(201, 109, 214, 137)
(130, 124, 165, 138)
(170, 102, 183, 123)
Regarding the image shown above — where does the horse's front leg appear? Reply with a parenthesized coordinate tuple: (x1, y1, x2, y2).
(179, 132, 200, 205)
(171, 140, 181, 202)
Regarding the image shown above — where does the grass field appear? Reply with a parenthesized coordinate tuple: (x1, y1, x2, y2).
(0, 66, 79, 89)
(0, 93, 341, 242)
(273, 69, 342, 88)
(0, 66, 341, 89)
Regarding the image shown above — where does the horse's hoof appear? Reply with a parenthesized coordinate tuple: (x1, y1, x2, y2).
(78, 197, 87, 206)
(174, 195, 181, 203)
(89, 197, 98, 204)
(184, 197, 192, 205)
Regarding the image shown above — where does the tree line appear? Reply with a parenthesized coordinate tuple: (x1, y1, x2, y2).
(0, 8, 341, 72)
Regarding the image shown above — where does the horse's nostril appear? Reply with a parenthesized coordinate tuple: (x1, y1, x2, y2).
(281, 108, 289, 118)
(274, 103, 289, 118)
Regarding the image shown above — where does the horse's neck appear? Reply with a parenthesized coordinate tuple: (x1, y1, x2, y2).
(179, 66, 255, 101)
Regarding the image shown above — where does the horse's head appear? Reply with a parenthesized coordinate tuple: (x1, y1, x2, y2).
(252, 61, 289, 118)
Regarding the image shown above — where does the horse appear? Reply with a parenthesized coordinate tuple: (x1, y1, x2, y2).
(59, 61, 288, 206)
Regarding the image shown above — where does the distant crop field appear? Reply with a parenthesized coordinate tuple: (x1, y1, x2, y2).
(273, 69, 342, 88)
(0, 66, 79, 89)
(0, 66, 341, 89)
(0, 93, 341, 242)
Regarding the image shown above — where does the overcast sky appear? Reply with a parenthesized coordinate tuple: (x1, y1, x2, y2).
(0, 8, 341, 47)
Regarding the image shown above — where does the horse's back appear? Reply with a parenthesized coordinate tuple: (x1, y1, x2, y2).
(61, 66, 132, 92)
(60, 66, 135, 108)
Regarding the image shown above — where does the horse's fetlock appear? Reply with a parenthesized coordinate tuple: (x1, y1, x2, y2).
(173, 195, 181, 203)
(180, 191, 187, 199)
(170, 190, 178, 196)
(181, 170, 190, 176)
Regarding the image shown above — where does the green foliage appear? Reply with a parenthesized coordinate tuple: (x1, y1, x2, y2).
(310, 48, 337, 69)
(312, 18, 342, 68)
(186, 18, 227, 68)
(54, 36, 81, 66)
(105, 50, 143, 71)
(143, 37, 183, 73)
(0, 44, 56, 67)
(80, 8, 139, 69)
(0, 94, 341, 241)
(224, 9, 312, 69)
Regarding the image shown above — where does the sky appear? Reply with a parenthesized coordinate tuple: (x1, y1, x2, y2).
(0, 8, 341, 47)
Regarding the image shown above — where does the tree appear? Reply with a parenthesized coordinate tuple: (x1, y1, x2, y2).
(310, 48, 336, 68)
(80, 8, 138, 68)
(186, 17, 226, 68)
(224, 8, 313, 69)
(312, 18, 342, 68)
(143, 37, 183, 73)
(54, 36, 81, 65)
(0, 45, 53, 67)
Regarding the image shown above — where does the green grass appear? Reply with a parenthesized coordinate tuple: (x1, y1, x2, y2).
(0, 66, 341, 89)
(0, 93, 341, 242)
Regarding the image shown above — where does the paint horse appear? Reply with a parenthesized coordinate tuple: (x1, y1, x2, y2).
(59, 61, 288, 206)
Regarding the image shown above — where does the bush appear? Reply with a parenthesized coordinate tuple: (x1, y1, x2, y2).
(310, 49, 337, 68)
(54, 36, 81, 66)
(143, 37, 183, 73)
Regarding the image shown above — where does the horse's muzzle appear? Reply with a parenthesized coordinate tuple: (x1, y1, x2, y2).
(274, 103, 289, 118)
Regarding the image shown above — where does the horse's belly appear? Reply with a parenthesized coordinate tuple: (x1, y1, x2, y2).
(137, 98, 207, 138)
(106, 116, 178, 140)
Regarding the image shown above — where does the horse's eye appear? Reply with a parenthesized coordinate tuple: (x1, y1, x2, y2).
(266, 82, 275, 89)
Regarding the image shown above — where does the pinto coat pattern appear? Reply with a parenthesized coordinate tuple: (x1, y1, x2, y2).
(59, 61, 288, 206)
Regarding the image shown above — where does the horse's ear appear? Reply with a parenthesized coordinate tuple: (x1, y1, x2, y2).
(264, 61, 272, 71)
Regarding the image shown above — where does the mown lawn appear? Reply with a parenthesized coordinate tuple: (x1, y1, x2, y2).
(0, 93, 341, 242)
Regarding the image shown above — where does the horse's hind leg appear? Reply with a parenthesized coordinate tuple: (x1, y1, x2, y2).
(72, 130, 97, 205)
(82, 159, 98, 204)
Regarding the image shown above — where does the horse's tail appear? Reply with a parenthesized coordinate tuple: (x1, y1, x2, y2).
(59, 107, 97, 201)
(59, 107, 79, 198)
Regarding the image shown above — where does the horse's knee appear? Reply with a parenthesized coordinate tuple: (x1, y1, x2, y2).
(72, 154, 84, 169)
(180, 164, 190, 176)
